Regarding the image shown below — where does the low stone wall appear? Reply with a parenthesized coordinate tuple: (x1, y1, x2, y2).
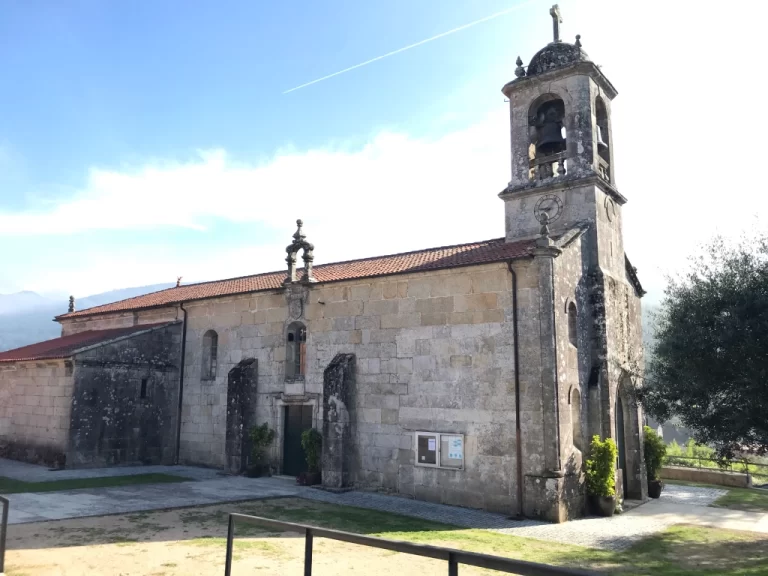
(661, 465, 752, 488)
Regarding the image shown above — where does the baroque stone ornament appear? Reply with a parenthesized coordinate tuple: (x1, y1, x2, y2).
(534, 194, 564, 224)
(288, 297, 304, 320)
(68, 296, 75, 313)
(284, 219, 316, 284)
(515, 56, 525, 78)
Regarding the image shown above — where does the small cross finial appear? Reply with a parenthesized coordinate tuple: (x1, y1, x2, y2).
(549, 4, 562, 43)
(176, 276, 182, 287)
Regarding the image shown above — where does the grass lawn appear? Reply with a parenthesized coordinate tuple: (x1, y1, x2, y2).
(6, 497, 768, 575)
(0, 473, 188, 494)
(666, 480, 768, 513)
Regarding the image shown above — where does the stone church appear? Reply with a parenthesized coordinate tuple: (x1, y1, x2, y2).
(0, 7, 647, 522)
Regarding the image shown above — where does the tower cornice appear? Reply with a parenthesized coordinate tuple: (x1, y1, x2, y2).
(502, 61, 618, 101)
(499, 174, 627, 205)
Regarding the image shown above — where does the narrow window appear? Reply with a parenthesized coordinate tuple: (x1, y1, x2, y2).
(285, 322, 307, 379)
(140, 378, 148, 399)
(571, 388, 583, 452)
(202, 330, 218, 380)
(568, 302, 578, 347)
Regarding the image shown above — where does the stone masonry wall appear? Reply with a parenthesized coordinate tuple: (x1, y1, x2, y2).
(171, 261, 538, 514)
(60, 307, 180, 337)
(0, 360, 73, 466)
(68, 323, 182, 467)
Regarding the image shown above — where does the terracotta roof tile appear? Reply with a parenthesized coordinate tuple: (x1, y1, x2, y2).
(0, 323, 172, 363)
(58, 237, 535, 320)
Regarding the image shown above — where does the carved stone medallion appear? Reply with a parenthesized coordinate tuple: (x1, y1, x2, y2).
(288, 297, 304, 320)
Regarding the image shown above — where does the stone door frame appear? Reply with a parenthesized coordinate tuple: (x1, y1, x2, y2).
(273, 393, 320, 474)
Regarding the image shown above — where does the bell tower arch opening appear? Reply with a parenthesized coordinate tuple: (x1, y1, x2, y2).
(595, 96, 611, 182)
(529, 94, 567, 181)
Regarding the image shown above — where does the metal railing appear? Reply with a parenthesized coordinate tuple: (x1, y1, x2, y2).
(224, 512, 597, 576)
(0, 495, 9, 574)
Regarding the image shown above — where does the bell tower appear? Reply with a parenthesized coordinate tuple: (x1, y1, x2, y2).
(501, 6, 648, 520)
(500, 3, 624, 265)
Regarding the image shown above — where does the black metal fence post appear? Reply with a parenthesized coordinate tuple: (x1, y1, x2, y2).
(304, 527, 313, 576)
(0, 495, 9, 574)
(224, 514, 235, 576)
(448, 551, 458, 576)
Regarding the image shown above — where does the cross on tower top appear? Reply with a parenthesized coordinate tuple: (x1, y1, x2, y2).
(549, 4, 562, 43)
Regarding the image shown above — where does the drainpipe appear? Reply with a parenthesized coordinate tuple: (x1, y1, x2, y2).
(175, 302, 188, 464)
(507, 261, 524, 517)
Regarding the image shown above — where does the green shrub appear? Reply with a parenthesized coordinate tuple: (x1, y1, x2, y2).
(249, 423, 276, 469)
(586, 435, 617, 497)
(301, 428, 322, 473)
(643, 425, 667, 481)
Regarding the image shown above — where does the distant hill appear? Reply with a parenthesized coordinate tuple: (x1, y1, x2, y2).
(0, 291, 56, 315)
(0, 283, 174, 352)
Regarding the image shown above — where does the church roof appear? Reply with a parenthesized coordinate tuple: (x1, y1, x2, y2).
(57, 237, 537, 320)
(0, 323, 172, 364)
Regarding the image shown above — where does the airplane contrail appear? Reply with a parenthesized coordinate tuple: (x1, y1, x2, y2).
(283, 0, 539, 94)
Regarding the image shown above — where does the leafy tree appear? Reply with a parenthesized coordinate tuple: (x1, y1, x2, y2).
(644, 234, 768, 458)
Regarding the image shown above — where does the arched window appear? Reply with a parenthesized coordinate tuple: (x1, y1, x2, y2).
(571, 387, 583, 452)
(567, 302, 578, 348)
(285, 322, 306, 379)
(202, 330, 218, 380)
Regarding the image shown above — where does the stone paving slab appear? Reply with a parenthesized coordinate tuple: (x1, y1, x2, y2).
(0, 457, 220, 482)
(5, 477, 297, 524)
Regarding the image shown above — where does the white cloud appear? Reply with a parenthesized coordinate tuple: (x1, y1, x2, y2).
(0, 109, 509, 243)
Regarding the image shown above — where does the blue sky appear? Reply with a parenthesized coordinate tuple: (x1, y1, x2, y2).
(1, 0, 765, 303)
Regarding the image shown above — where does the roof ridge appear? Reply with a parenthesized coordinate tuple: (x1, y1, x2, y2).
(56, 236, 533, 320)
(61, 237, 508, 317)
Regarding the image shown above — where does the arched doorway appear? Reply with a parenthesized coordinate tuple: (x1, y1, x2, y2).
(615, 393, 628, 497)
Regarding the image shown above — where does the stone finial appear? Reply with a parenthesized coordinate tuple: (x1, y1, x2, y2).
(176, 276, 183, 287)
(539, 212, 550, 237)
(575, 34, 582, 48)
(514, 56, 525, 78)
(535, 212, 556, 249)
(550, 4, 563, 43)
(284, 219, 316, 284)
(68, 295, 75, 313)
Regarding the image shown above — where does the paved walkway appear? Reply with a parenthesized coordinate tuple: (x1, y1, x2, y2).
(0, 457, 220, 481)
(3, 459, 767, 551)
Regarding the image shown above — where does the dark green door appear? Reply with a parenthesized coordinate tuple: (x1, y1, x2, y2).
(283, 405, 313, 476)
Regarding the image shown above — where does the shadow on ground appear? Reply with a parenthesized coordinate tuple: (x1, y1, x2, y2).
(6, 497, 768, 575)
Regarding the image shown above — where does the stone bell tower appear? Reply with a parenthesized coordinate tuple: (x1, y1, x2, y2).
(500, 4, 623, 263)
(501, 5, 648, 517)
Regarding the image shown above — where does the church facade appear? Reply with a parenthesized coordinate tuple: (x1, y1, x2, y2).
(0, 8, 647, 522)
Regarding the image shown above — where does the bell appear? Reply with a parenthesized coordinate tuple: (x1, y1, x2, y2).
(596, 125, 609, 150)
(536, 122, 566, 156)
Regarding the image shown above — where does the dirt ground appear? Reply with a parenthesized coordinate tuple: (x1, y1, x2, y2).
(4, 499, 485, 576)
